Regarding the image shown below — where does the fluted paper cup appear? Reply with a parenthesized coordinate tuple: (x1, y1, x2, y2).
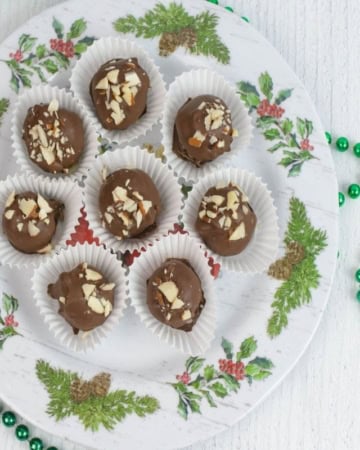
(161, 68, 253, 183)
(129, 234, 216, 355)
(70, 37, 166, 144)
(0, 174, 82, 268)
(84, 146, 183, 253)
(11, 84, 99, 181)
(32, 242, 127, 352)
(183, 168, 279, 272)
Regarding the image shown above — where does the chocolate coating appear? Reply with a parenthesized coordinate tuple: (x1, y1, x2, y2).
(99, 168, 161, 240)
(90, 58, 150, 130)
(2, 191, 64, 254)
(22, 100, 85, 174)
(48, 263, 115, 334)
(146, 258, 205, 331)
(195, 183, 257, 256)
(173, 95, 237, 167)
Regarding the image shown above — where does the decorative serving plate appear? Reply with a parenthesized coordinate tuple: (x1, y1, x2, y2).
(0, 0, 338, 448)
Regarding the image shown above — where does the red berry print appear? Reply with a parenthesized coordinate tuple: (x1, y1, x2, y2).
(4, 314, 18, 328)
(300, 138, 314, 151)
(257, 99, 285, 119)
(176, 371, 191, 384)
(9, 49, 23, 62)
(218, 359, 245, 381)
(49, 38, 75, 58)
(66, 208, 100, 246)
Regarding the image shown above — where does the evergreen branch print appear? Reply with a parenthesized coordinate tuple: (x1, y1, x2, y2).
(114, 2, 230, 64)
(36, 360, 159, 431)
(267, 197, 327, 337)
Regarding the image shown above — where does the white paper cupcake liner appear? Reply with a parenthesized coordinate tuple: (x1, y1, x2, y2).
(84, 146, 183, 253)
(183, 168, 279, 273)
(69, 37, 166, 145)
(11, 84, 99, 181)
(161, 68, 253, 183)
(129, 234, 216, 355)
(32, 242, 127, 352)
(0, 174, 83, 268)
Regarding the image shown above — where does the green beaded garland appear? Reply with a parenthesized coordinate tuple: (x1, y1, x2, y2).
(338, 192, 345, 207)
(2, 411, 16, 427)
(353, 143, 360, 157)
(336, 136, 349, 152)
(348, 184, 360, 199)
(356, 291, 360, 302)
(207, 0, 218, 4)
(241, 16, 250, 22)
(16, 424, 29, 441)
(47, 447, 58, 450)
(325, 131, 332, 144)
(30, 437, 44, 450)
(225, 6, 234, 11)
(355, 269, 360, 283)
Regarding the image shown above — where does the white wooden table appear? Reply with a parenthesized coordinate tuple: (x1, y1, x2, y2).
(1, 1, 359, 449)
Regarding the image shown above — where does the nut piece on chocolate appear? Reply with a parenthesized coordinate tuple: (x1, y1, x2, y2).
(22, 99, 85, 174)
(195, 183, 257, 256)
(89, 58, 150, 130)
(47, 262, 115, 334)
(99, 168, 161, 240)
(2, 190, 64, 254)
(173, 95, 238, 167)
(146, 258, 205, 331)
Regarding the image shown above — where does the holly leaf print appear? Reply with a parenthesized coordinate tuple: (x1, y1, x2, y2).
(41, 59, 58, 74)
(236, 336, 257, 360)
(67, 18, 87, 40)
(177, 397, 188, 419)
(305, 119, 314, 137)
(221, 337, 233, 359)
(185, 356, 205, 374)
(296, 118, 306, 139)
(203, 365, 215, 382)
(35, 44, 46, 59)
(248, 357, 274, 370)
(2, 294, 19, 315)
(259, 72, 273, 101)
(275, 88, 293, 105)
(256, 116, 277, 128)
(282, 118, 293, 134)
(52, 17, 64, 39)
(267, 142, 288, 153)
(288, 162, 303, 177)
(210, 382, 228, 398)
(264, 128, 281, 140)
(18, 34, 37, 52)
(219, 373, 240, 392)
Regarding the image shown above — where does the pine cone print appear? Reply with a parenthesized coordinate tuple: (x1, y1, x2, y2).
(159, 32, 179, 56)
(268, 258, 292, 280)
(70, 378, 91, 403)
(90, 372, 111, 398)
(286, 241, 305, 265)
(177, 27, 197, 49)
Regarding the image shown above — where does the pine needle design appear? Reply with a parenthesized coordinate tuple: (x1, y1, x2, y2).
(36, 360, 160, 431)
(113, 2, 230, 64)
(267, 197, 327, 337)
(0, 98, 10, 127)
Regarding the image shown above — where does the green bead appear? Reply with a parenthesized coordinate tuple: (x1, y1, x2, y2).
(325, 131, 332, 144)
(16, 424, 29, 441)
(356, 291, 360, 302)
(353, 143, 360, 157)
(336, 136, 349, 151)
(2, 411, 16, 427)
(207, 0, 218, 4)
(348, 183, 360, 199)
(225, 6, 233, 11)
(47, 447, 58, 450)
(338, 192, 345, 207)
(29, 438, 44, 450)
(241, 16, 250, 22)
(355, 269, 360, 282)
